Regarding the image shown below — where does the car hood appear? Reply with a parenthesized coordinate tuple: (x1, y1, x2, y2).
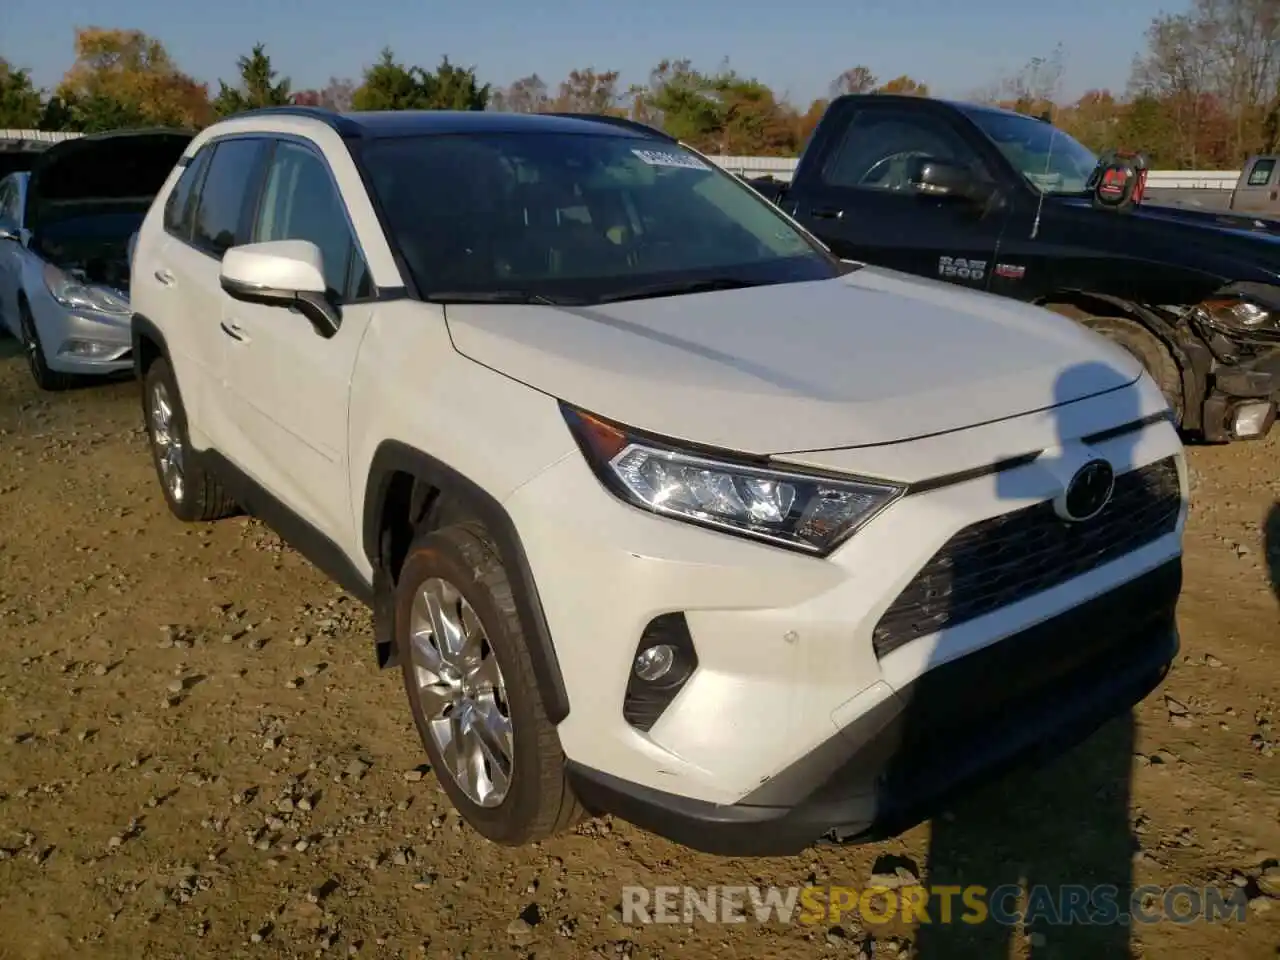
(26, 128, 193, 233)
(444, 266, 1144, 455)
(1134, 200, 1280, 241)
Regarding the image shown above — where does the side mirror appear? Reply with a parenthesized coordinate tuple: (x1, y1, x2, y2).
(906, 157, 989, 204)
(0, 222, 21, 243)
(220, 240, 339, 338)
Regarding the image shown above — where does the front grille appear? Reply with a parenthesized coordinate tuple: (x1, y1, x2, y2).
(871, 456, 1182, 658)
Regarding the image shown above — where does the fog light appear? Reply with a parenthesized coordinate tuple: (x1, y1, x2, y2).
(634, 644, 676, 682)
(58, 339, 124, 359)
(1231, 401, 1275, 439)
(623, 614, 698, 731)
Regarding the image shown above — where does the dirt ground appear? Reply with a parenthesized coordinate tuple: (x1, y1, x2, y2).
(0, 339, 1276, 960)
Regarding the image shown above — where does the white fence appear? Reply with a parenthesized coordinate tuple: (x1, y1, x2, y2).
(0, 129, 1243, 189)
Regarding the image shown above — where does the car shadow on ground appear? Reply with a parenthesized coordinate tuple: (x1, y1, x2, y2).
(902, 361, 1160, 960)
(1266, 503, 1280, 605)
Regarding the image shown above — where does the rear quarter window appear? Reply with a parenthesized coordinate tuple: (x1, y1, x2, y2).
(163, 149, 211, 242)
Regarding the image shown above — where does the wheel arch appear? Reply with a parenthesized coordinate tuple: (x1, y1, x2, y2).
(362, 439, 571, 724)
(1034, 289, 1205, 431)
(130, 312, 170, 381)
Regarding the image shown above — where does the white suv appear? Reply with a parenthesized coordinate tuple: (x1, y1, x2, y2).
(129, 107, 1187, 856)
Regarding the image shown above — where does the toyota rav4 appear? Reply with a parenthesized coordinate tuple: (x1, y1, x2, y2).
(128, 106, 1187, 856)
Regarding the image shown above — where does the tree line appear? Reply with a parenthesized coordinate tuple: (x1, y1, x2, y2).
(1, 0, 1277, 168)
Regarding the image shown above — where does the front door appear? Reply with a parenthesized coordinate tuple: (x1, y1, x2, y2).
(787, 103, 1008, 292)
(219, 138, 376, 549)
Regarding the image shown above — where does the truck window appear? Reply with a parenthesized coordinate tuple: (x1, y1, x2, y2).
(1247, 159, 1276, 187)
(820, 110, 982, 191)
(963, 108, 1098, 195)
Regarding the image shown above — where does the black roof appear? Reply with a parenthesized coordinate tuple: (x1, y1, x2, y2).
(236, 106, 671, 141)
(828, 93, 1049, 123)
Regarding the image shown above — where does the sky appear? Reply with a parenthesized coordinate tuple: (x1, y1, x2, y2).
(3, 0, 1183, 107)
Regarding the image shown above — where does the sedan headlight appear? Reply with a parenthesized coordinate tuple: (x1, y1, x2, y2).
(1192, 296, 1279, 339)
(563, 405, 904, 555)
(42, 263, 130, 316)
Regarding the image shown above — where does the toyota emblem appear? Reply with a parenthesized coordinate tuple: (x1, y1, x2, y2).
(1056, 459, 1116, 522)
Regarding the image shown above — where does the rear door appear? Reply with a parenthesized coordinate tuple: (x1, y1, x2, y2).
(785, 101, 1008, 291)
(1231, 157, 1278, 215)
(218, 137, 377, 546)
(153, 136, 269, 446)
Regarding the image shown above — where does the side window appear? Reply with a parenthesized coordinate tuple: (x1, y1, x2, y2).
(1247, 158, 1276, 187)
(253, 141, 370, 301)
(192, 138, 266, 258)
(163, 148, 210, 241)
(821, 109, 982, 191)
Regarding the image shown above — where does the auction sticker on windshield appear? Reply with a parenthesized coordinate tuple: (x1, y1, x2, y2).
(631, 148, 710, 170)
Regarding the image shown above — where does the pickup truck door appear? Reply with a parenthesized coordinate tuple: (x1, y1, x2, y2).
(1231, 157, 1279, 215)
(785, 102, 1007, 291)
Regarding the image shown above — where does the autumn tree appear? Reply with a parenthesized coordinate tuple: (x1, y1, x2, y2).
(830, 66, 877, 98)
(628, 59, 801, 155)
(0, 59, 44, 128)
(322, 77, 354, 111)
(353, 49, 488, 111)
(213, 43, 291, 116)
(875, 75, 930, 96)
(57, 27, 212, 131)
(551, 68, 622, 114)
(490, 74, 550, 113)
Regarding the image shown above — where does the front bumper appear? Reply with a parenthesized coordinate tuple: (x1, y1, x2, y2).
(28, 283, 133, 376)
(1200, 346, 1280, 441)
(566, 558, 1180, 856)
(506, 385, 1185, 818)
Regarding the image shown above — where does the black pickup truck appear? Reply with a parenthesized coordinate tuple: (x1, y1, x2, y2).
(749, 94, 1280, 442)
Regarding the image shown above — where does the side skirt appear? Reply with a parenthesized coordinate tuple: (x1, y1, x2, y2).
(200, 449, 375, 609)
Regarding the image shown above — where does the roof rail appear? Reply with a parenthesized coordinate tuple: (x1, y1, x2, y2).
(231, 105, 365, 137)
(544, 112, 675, 142)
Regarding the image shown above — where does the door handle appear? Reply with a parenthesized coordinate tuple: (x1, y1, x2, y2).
(220, 321, 247, 342)
(154, 268, 175, 286)
(810, 206, 844, 220)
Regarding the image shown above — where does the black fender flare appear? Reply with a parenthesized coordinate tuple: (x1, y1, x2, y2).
(1037, 291, 1208, 431)
(130, 313, 171, 380)
(361, 440, 571, 724)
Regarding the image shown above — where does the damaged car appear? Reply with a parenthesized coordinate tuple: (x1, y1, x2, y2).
(0, 128, 192, 390)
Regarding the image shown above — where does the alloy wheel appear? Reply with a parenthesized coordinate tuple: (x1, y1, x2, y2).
(149, 381, 186, 503)
(408, 577, 514, 807)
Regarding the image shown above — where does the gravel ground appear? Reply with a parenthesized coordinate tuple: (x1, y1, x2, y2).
(0, 339, 1276, 960)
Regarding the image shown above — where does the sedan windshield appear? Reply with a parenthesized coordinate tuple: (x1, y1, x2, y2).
(360, 132, 840, 303)
(966, 110, 1099, 196)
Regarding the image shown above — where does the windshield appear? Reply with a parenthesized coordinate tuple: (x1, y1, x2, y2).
(966, 110, 1099, 195)
(360, 132, 839, 302)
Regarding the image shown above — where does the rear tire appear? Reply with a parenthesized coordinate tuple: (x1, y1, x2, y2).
(18, 300, 75, 392)
(394, 521, 585, 846)
(143, 357, 237, 522)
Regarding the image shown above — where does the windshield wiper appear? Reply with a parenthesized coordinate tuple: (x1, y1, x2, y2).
(424, 290, 576, 305)
(590, 276, 768, 305)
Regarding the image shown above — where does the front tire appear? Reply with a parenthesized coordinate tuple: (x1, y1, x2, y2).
(18, 300, 74, 392)
(394, 522, 584, 846)
(143, 357, 237, 522)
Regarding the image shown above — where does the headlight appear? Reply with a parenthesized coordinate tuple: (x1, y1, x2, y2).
(563, 405, 904, 555)
(42, 263, 130, 316)
(1192, 297, 1278, 338)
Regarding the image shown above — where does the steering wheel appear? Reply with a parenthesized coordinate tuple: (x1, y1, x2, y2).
(858, 151, 932, 191)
